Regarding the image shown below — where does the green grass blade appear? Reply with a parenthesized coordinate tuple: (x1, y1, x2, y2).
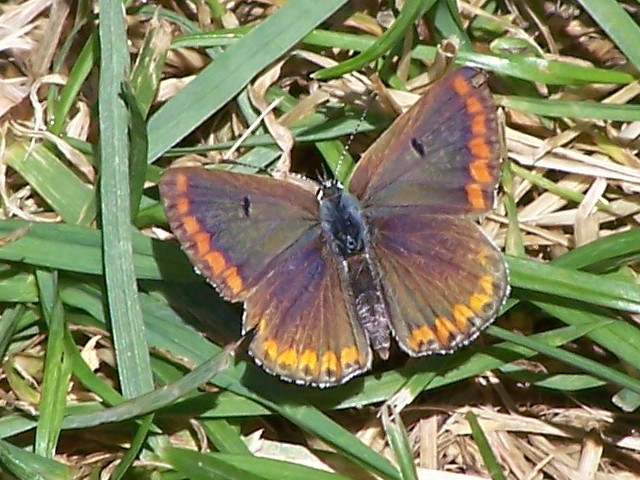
(0, 439, 69, 480)
(0, 220, 193, 281)
(98, 0, 153, 398)
(34, 270, 71, 458)
(0, 305, 26, 361)
(490, 326, 640, 395)
(5, 142, 96, 226)
(110, 413, 154, 480)
(508, 256, 640, 313)
(162, 448, 358, 480)
(466, 411, 507, 480)
(576, 0, 640, 71)
(313, 0, 436, 80)
(61, 343, 234, 429)
(497, 95, 640, 121)
(147, 0, 349, 162)
(381, 405, 417, 480)
(202, 419, 252, 455)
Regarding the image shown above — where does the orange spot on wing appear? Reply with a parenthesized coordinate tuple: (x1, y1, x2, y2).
(466, 96, 483, 114)
(176, 196, 190, 215)
(223, 266, 244, 294)
(452, 76, 471, 96)
(299, 349, 319, 376)
(202, 249, 244, 295)
(182, 216, 200, 235)
(471, 114, 487, 136)
(204, 251, 226, 275)
(321, 351, 339, 377)
(453, 304, 474, 330)
(470, 159, 491, 183)
(277, 348, 298, 368)
(475, 250, 487, 267)
(407, 325, 436, 352)
(468, 136, 491, 159)
(262, 338, 279, 360)
(193, 231, 211, 256)
(470, 293, 490, 314)
(340, 346, 359, 368)
(435, 317, 456, 345)
(480, 275, 494, 296)
(465, 183, 486, 210)
(175, 172, 189, 193)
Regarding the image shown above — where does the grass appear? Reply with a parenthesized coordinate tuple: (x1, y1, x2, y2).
(1, 0, 640, 479)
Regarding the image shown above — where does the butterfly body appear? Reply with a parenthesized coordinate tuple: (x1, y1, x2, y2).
(160, 67, 509, 387)
(319, 182, 392, 360)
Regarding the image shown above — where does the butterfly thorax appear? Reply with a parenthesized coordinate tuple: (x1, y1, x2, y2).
(318, 182, 392, 360)
(318, 182, 366, 256)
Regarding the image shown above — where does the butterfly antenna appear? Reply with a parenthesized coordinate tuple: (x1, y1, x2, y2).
(334, 92, 377, 181)
(225, 96, 283, 161)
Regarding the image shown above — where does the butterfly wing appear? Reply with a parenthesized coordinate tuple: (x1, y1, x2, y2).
(348, 67, 508, 354)
(244, 235, 372, 386)
(369, 214, 508, 355)
(349, 67, 500, 215)
(160, 168, 321, 301)
(160, 167, 371, 385)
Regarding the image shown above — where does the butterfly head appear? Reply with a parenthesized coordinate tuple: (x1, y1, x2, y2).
(316, 178, 344, 202)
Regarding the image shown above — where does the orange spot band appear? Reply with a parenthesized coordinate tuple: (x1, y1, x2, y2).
(277, 348, 298, 368)
(408, 325, 436, 352)
(466, 96, 483, 114)
(321, 351, 339, 377)
(465, 183, 486, 210)
(193, 231, 211, 256)
(223, 266, 243, 294)
(468, 136, 491, 159)
(452, 76, 471, 96)
(435, 317, 455, 345)
(471, 114, 487, 136)
(480, 275, 494, 296)
(176, 197, 190, 215)
(175, 172, 189, 193)
(300, 349, 319, 376)
(262, 339, 278, 360)
(470, 159, 491, 183)
(340, 346, 359, 368)
(453, 303, 474, 330)
(470, 293, 490, 314)
(182, 216, 200, 236)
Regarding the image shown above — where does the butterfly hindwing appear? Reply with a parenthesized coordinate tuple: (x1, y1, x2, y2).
(245, 234, 372, 386)
(368, 213, 508, 355)
(349, 67, 500, 216)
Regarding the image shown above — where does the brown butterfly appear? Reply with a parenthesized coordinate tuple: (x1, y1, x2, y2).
(159, 67, 509, 387)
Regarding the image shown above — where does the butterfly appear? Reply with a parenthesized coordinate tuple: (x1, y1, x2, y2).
(159, 67, 509, 387)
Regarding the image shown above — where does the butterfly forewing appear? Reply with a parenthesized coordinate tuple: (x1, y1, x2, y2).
(159, 168, 320, 301)
(349, 67, 501, 216)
